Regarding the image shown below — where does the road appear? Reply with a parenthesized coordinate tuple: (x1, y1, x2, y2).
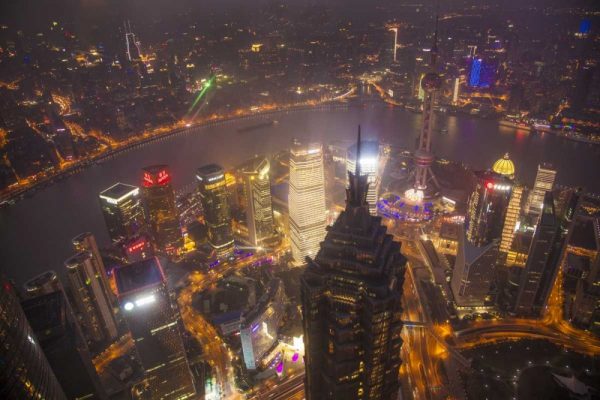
(92, 334, 134, 374)
(177, 243, 290, 399)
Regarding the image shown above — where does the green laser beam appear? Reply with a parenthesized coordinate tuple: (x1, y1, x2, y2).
(188, 76, 215, 113)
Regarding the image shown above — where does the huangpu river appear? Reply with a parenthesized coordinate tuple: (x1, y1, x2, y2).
(1, 104, 599, 284)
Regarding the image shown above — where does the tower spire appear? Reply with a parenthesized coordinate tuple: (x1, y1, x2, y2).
(431, 12, 439, 67)
(346, 125, 369, 209)
(356, 125, 362, 177)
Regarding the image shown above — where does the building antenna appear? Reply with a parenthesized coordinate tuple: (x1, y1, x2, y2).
(356, 125, 362, 177)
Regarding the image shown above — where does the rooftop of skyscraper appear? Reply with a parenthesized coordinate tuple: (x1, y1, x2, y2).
(21, 291, 67, 341)
(99, 182, 139, 202)
(568, 219, 599, 252)
(492, 153, 516, 178)
(114, 257, 165, 296)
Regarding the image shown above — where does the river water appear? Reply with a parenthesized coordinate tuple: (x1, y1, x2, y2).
(1, 104, 599, 284)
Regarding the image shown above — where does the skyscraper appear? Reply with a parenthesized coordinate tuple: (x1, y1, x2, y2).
(240, 157, 275, 246)
(141, 165, 182, 254)
(0, 277, 67, 400)
(301, 130, 406, 400)
(514, 193, 563, 316)
(22, 291, 107, 399)
(72, 232, 115, 304)
(196, 164, 235, 258)
(115, 257, 196, 399)
(451, 227, 499, 309)
(288, 140, 326, 265)
(500, 184, 524, 253)
(452, 169, 513, 309)
(65, 251, 118, 343)
(346, 139, 387, 216)
(526, 163, 557, 216)
(99, 183, 145, 243)
(465, 171, 513, 247)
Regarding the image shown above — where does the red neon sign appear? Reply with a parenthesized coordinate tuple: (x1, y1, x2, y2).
(127, 240, 147, 253)
(157, 170, 170, 185)
(143, 172, 155, 187)
(143, 169, 170, 187)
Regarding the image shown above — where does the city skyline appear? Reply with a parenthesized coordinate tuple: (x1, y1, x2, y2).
(1, 1, 599, 399)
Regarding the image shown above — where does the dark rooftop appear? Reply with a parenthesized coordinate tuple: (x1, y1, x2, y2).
(569, 219, 598, 251)
(196, 163, 225, 179)
(142, 164, 169, 176)
(114, 257, 165, 296)
(21, 291, 66, 340)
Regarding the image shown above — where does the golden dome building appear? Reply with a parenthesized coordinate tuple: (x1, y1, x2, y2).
(492, 153, 516, 179)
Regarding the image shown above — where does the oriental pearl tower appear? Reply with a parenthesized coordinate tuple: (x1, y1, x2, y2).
(404, 17, 442, 204)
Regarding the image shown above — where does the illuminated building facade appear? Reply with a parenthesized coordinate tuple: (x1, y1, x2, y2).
(65, 252, 118, 344)
(196, 164, 235, 258)
(469, 58, 482, 87)
(240, 157, 274, 246)
(514, 193, 563, 316)
(301, 133, 406, 400)
(0, 277, 67, 400)
(141, 165, 182, 254)
(240, 279, 286, 370)
(115, 258, 195, 399)
(288, 140, 326, 265)
(72, 232, 115, 304)
(526, 163, 557, 216)
(469, 58, 496, 88)
(99, 183, 145, 243)
(452, 77, 460, 104)
(346, 140, 387, 216)
(500, 184, 524, 253)
(22, 291, 106, 399)
(465, 171, 513, 247)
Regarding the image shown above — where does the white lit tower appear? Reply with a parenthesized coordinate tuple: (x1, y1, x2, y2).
(404, 18, 442, 204)
(288, 140, 327, 265)
(124, 20, 142, 62)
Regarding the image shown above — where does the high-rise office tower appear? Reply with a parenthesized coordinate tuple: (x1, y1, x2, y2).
(22, 291, 107, 399)
(23, 270, 63, 298)
(196, 164, 235, 258)
(346, 140, 387, 216)
(115, 258, 196, 399)
(0, 277, 67, 400)
(99, 183, 145, 243)
(240, 157, 275, 246)
(452, 169, 513, 309)
(451, 227, 499, 309)
(526, 163, 557, 216)
(514, 193, 563, 316)
(465, 171, 513, 247)
(141, 165, 182, 254)
(301, 131, 406, 400)
(72, 232, 115, 304)
(65, 252, 118, 343)
(500, 185, 524, 253)
(289, 140, 327, 265)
